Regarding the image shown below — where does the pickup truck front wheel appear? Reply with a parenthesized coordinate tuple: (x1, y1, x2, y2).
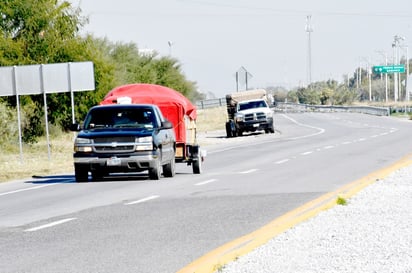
(75, 165, 89, 182)
(91, 170, 105, 181)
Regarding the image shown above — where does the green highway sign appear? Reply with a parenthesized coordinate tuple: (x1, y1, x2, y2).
(373, 65, 405, 74)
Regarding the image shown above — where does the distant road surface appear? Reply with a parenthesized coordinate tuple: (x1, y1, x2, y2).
(1, 112, 412, 273)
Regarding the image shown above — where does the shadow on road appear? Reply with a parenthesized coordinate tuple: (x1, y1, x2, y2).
(25, 172, 161, 184)
(26, 174, 75, 184)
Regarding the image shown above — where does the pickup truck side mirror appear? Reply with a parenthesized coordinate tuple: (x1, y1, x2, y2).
(69, 123, 81, 131)
(161, 120, 173, 129)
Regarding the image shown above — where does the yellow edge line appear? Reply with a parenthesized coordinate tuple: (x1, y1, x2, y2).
(177, 153, 412, 273)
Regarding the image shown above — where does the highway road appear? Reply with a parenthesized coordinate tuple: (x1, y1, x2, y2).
(1, 112, 412, 273)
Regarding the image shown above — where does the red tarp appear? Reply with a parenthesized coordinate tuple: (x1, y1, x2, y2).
(100, 83, 197, 144)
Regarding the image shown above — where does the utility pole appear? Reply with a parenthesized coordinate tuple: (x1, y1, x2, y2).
(376, 51, 389, 102)
(392, 35, 405, 101)
(406, 46, 409, 101)
(368, 58, 372, 101)
(399, 44, 409, 101)
(305, 15, 313, 86)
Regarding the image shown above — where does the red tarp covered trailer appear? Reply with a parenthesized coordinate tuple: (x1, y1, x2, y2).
(100, 83, 197, 144)
(100, 83, 203, 174)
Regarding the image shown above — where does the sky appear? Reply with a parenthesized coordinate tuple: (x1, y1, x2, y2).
(69, 0, 412, 98)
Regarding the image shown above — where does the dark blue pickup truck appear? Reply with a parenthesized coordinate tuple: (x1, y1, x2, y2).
(70, 104, 176, 182)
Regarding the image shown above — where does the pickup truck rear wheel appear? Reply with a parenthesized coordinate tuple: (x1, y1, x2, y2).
(163, 156, 176, 177)
(75, 165, 88, 182)
(149, 159, 161, 180)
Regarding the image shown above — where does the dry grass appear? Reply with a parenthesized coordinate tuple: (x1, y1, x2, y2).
(196, 106, 227, 132)
(0, 134, 75, 182)
(0, 107, 228, 183)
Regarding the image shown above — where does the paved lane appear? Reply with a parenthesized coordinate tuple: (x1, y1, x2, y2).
(1, 113, 411, 273)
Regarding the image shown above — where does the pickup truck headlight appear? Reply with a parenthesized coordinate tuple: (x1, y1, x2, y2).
(74, 138, 93, 152)
(235, 113, 244, 122)
(135, 136, 153, 151)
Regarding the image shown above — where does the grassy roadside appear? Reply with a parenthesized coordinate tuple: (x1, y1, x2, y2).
(0, 134, 75, 182)
(0, 107, 228, 183)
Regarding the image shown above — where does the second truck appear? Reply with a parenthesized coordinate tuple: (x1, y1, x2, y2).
(225, 89, 275, 137)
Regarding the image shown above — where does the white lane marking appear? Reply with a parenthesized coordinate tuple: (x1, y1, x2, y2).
(342, 141, 352, 145)
(371, 135, 379, 138)
(195, 179, 217, 186)
(301, 151, 313, 156)
(25, 218, 77, 232)
(125, 195, 160, 205)
(358, 138, 366, 142)
(275, 159, 289, 164)
(239, 169, 258, 174)
(281, 114, 325, 140)
(324, 145, 334, 149)
(0, 184, 55, 197)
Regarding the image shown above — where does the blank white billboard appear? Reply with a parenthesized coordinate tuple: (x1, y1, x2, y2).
(15, 65, 42, 95)
(42, 63, 70, 93)
(69, 62, 95, 92)
(0, 67, 14, 96)
(0, 61, 95, 96)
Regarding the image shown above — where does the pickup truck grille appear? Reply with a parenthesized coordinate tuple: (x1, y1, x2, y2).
(93, 137, 135, 153)
(94, 137, 135, 143)
(244, 112, 266, 122)
(95, 145, 134, 152)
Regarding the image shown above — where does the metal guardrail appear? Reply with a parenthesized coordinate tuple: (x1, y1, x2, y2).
(196, 98, 226, 109)
(195, 98, 392, 116)
(275, 102, 390, 116)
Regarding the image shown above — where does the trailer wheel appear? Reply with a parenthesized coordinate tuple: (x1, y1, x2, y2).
(192, 155, 202, 174)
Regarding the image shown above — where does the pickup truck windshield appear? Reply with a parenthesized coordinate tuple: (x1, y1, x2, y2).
(84, 107, 157, 130)
(238, 100, 268, 111)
